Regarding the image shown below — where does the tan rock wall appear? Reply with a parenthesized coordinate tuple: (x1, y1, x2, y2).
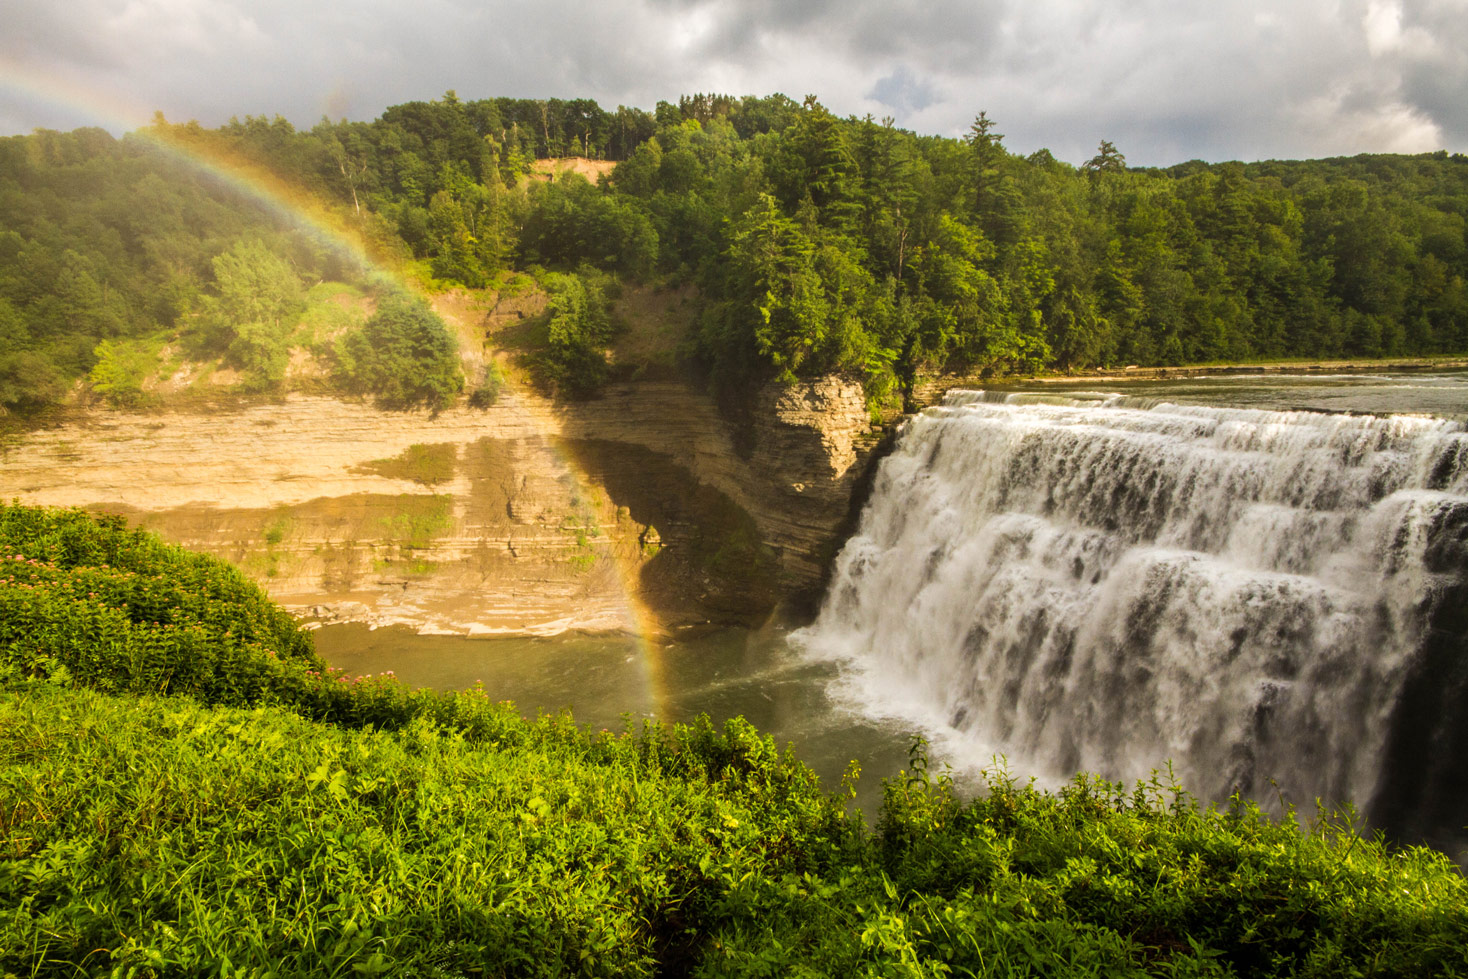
(1, 374, 885, 635)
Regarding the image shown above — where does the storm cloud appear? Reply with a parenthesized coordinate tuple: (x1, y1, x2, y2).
(2, 0, 1464, 165)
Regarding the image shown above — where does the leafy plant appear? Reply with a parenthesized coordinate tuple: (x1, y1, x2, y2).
(335, 291, 464, 410)
(534, 268, 619, 398)
(3, 505, 1466, 979)
(467, 361, 505, 408)
(89, 338, 162, 407)
(360, 442, 458, 487)
(379, 494, 453, 548)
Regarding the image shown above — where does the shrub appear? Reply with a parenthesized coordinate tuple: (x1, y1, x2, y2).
(2, 502, 1464, 978)
(335, 291, 464, 410)
(88, 338, 160, 407)
(0, 502, 315, 704)
(467, 361, 505, 408)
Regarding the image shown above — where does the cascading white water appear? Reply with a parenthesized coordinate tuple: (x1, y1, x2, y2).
(797, 390, 1468, 816)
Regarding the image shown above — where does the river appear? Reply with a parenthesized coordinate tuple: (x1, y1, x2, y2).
(315, 369, 1467, 851)
(313, 619, 916, 817)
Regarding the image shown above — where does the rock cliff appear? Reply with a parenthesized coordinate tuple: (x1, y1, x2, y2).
(0, 373, 885, 636)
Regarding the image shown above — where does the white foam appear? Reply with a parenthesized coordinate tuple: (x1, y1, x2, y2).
(795, 399, 1468, 812)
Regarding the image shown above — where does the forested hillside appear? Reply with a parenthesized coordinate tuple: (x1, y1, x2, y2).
(2, 92, 1466, 416)
(0, 125, 464, 414)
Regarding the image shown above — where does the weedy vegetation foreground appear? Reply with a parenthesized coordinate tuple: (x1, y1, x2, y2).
(2, 502, 1465, 977)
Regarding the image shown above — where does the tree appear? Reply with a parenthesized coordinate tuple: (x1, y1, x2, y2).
(910, 216, 1012, 370)
(51, 250, 126, 341)
(537, 270, 616, 398)
(724, 193, 828, 378)
(88, 340, 155, 407)
(520, 175, 658, 276)
(427, 163, 507, 287)
(1084, 140, 1127, 174)
(206, 241, 302, 335)
(315, 122, 379, 217)
(1045, 286, 1111, 370)
(227, 321, 292, 391)
(854, 116, 923, 281)
(612, 137, 664, 198)
(968, 111, 1006, 217)
(201, 240, 304, 389)
(775, 96, 859, 230)
(335, 292, 463, 410)
(0, 351, 66, 413)
(702, 193, 887, 386)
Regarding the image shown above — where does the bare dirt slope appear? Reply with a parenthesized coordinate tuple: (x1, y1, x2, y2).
(529, 157, 618, 183)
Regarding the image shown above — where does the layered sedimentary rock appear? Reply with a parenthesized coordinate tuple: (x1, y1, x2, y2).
(0, 372, 884, 634)
(558, 375, 883, 602)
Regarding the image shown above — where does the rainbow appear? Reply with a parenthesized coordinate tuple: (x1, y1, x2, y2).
(0, 59, 155, 136)
(1, 64, 675, 716)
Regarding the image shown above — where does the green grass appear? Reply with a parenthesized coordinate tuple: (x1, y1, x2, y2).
(0, 683, 849, 978)
(561, 512, 601, 574)
(253, 513, 295, 578)
(372, 556, 439, 576)
(359, 444, 459, 488)
(401, 259, 456, 294)
(2, 502, 1466, 978)
(379, 494, 454, 550)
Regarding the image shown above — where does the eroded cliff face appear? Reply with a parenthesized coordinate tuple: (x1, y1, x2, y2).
(748, 377, 879, 596)
(0, 373, 883, 636)
(554, 375, 882, 596)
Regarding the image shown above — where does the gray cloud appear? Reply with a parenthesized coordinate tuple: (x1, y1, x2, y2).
(1, 0, 1464, 165)
(869, 66, 938, 118)
(1393, 0, 1468, 143)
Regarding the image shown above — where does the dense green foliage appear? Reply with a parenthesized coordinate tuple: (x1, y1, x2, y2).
(335, 291, 464, 410)
(190, 91, 1467, 398)
(5, 91, 1465, 412)
(521, 176, 658, 277)
(0, 125, 460, 413)
(535, 268, 619, 398)
(466, 360, 505, 409)
(0, 502, 314, 702)
(2, 502, 1466, 977)
(200, 239, 306, 390)
(0, 126, 334, 410)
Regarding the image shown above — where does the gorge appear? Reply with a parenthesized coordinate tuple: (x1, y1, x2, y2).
(6, 85, 1468, 974)
(3, 369, 1465, 858)
(0, 372, 882, 636)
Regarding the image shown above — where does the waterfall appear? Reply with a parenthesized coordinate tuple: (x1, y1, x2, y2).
(797, 390, 1468, 835)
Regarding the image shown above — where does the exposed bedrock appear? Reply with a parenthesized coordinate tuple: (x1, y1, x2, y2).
(0, 374, 887, 636)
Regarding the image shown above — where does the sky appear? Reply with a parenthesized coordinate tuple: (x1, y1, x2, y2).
(2, 0, 1466, 167)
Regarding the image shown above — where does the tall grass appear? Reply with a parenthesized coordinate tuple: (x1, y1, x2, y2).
(2, 502, 1465, 977)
